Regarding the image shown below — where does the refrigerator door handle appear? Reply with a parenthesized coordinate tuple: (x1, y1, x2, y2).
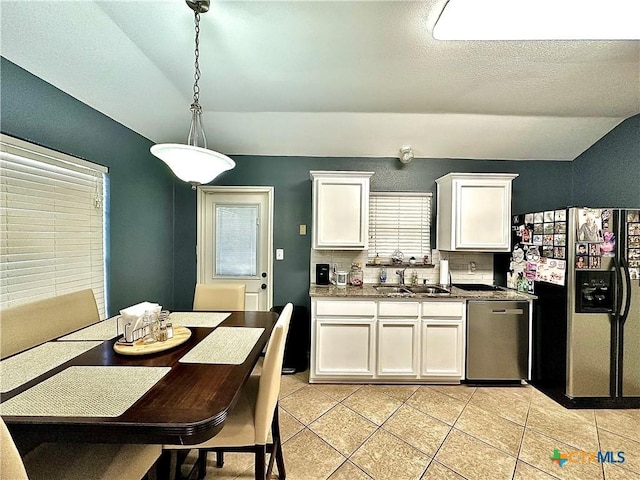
(613, 256, 624, 318)
(619, 257, 632, 326)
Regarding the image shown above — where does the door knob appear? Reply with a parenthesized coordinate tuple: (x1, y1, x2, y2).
(261, 284, 267, 290)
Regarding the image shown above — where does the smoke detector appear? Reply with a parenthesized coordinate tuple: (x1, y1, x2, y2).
(399, 146, 414, 164)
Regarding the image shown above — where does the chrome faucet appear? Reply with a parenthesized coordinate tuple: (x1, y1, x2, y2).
(396, 268, 406, 285)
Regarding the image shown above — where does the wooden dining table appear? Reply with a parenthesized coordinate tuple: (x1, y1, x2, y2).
(0, 310, 278, 455)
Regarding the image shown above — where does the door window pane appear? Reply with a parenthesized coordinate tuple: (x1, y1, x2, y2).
(215, 205, 258, 276)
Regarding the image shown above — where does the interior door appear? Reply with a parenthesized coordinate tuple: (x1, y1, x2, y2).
(197, 187, 274, 311)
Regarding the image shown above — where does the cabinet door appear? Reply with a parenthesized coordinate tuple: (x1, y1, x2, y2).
(314, 320, 375, 377)
(436, 173, 517, 252)
(421, 320, 464, 379)
(377, 320, 419, 376)
(311, 172, 372, 249)
(455, 181, 511, 250)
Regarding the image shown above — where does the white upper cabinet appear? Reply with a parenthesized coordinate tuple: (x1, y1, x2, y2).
(310, 171, 374, 250)
(436, 173, 518, 252)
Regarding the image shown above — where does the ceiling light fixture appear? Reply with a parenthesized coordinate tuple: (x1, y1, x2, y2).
(150, 0, 235, 190)
(433, 0, 640, 40)
(399, 146, 414, 164)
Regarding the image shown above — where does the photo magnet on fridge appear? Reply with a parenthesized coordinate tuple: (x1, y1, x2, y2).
(576, 243, 588, 256)
(576, 256, 588, 269)
(600, 232, 616, 256)
(577, 208, 603, 242)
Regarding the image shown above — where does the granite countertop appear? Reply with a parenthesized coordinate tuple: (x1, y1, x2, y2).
(309, 284, 536, 300)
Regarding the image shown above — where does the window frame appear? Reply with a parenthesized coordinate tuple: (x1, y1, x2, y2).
(368, 191, 432, 263)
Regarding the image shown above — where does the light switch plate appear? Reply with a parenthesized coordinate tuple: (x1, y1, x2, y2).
(276, 248, 284, 260)
(299, 224, 307, 235)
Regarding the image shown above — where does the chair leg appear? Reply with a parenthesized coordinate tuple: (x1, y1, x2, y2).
(255, 445, 266, 480)
(216, 450, 224, 468)
(272, 407, 286, 479)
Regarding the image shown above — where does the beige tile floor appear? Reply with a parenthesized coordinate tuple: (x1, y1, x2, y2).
(186, 370, 640, 480)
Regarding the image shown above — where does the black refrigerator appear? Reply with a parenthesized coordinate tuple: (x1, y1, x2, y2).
(504, 207, 640, 408)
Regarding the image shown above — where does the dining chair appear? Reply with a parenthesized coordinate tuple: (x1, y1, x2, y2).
(1, 417, 162, 480)
(165, 302, 293, 480)
(192, 283, 246, 311)
(1, 416, 29, 480)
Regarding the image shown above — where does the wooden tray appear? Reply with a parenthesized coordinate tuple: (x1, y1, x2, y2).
(113, 326, 192, 356)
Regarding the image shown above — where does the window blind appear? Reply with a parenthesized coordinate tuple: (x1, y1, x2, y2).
(0, 135, 108, 318)
(368, 192, 432, 261)
(215, 204, 259, 277)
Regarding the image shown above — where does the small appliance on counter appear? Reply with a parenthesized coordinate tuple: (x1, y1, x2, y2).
(336, 271, 348, 286)
(315, 263, 330, 285)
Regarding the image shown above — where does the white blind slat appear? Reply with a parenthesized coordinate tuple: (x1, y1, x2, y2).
(1, 135, 107, 318)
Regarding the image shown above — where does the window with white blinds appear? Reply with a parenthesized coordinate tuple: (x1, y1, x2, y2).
(368, 192, 432, 261)
(215, 204, 259, 277)
(0, 135, 108, 318)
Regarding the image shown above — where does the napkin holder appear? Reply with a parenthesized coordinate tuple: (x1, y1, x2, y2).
(117, 302, 162, 343)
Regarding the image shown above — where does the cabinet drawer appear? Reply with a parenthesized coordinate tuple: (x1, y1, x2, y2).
(422, 301, 464, 318)
(378, 301, 420, 317)
(316, 300, 376, 317)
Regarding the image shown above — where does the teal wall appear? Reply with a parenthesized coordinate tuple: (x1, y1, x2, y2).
(572, 114, 640, 207)
(172, 157, 574, 311)
(3, 56, 637, 315)
(1, 58, 176, 315)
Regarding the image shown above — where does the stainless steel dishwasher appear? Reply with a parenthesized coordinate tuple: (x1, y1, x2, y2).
(466, 301, 530, 380)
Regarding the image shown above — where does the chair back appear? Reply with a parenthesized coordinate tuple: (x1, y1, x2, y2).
(254, 303, 293, 444)
(193, 284, 246, 311)
(1, 417, 29, 480)
(1, 289, 100, 359)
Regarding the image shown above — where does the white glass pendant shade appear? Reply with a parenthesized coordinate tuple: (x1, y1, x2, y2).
(151, 143, 235, 185)
(151, 0, 235, 188)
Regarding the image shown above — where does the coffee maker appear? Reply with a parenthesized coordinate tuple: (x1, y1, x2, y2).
(316, 264, 330, 285)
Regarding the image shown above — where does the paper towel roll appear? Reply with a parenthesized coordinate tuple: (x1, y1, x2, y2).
(439, 259, 450, 286)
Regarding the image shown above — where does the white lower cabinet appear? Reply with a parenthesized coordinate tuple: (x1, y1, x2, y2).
(421, 320, 464, 379)
(315, 319, 375, 377)
(311, 300, 376, 379)
(311, 297, 465, 383)
(377, 301, 419, 377)
(421, 301, 466, 381)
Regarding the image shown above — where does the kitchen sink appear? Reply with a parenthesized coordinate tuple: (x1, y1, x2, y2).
(373, 285, 451, 296)
(373, 285, 412, 295)
(405, 285, 451, 294)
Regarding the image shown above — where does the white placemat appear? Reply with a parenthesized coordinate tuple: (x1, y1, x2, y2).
(58, 316, 119, 341)
(169, 312, 230, 328)
(0, 366, 171, 417)
(179, 327, 264, 365)
(0, 341, 102, 393)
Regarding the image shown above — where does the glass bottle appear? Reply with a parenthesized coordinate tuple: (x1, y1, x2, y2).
(144, 310, 159, 344)
(349, 263, 363, 286)
(379, 267, 387, 283)
(166, 323, 174, 339)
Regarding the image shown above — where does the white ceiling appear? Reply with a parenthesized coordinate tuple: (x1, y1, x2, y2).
(1, 0, 639, 161)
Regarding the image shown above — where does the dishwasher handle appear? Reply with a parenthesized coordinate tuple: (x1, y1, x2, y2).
(491, 309, 524, 315)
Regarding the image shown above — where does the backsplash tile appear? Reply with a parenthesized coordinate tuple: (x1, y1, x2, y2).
(310, 249, 494, 285)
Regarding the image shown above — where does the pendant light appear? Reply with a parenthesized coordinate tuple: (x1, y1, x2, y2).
(151, 0, 235, 189)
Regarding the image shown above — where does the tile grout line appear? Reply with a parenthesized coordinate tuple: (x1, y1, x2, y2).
(511, 393, 532, 480)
